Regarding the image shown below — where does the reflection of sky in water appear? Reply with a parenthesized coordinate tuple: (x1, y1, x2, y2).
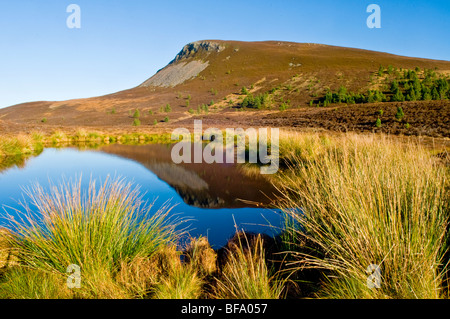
(0, 148, 283, 248)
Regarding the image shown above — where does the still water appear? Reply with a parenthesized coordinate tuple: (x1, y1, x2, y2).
(0, 144, 284, 248)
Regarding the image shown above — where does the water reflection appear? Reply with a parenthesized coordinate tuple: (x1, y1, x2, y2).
(99, 143, 280, 208)
(0, 145, 283, 248)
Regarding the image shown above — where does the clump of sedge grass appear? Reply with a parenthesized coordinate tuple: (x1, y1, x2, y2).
(152, 262, 204, 299)
(276, 132, 449, 299)
(0, 177, 183, 298)
(0, 267, 73, 299)
(184, 236, 217, 276)
(213, 232, 285, 299)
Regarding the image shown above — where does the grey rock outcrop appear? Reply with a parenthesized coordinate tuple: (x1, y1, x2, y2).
(139, 41, 225, 88)
(169, 40, 225, 64)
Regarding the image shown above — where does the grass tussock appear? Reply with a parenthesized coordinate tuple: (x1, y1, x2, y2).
(152, 259, 204, 299)
(276, 131, 449, 299)
(0, 134, 43, 157)
(0, 132, 51, 170)
(0, 267, 73, 299)
(117, 245, 204, 299)
(213, 232, 285, 299)
(0, 134, 44, 170)
(0, 177, 285, 299)
(184, 236, 217, 276)
(0, 177, 183, 299)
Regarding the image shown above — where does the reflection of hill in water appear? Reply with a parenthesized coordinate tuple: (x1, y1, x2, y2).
(99, 144, 279, 208)
(143, 162, 223, 208)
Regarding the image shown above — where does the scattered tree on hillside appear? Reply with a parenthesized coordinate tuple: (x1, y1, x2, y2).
(395, 107, 405, 121)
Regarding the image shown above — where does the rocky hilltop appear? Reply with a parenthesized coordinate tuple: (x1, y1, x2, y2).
(0, 40, 449, 138)
(139, 41, 226, 88)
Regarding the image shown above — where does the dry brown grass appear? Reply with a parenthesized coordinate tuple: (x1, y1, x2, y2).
(184, 237, 217, 276)
(0, 228, 11, 269)
(213, 233, 285, 299)
(276, 131, 449, 298)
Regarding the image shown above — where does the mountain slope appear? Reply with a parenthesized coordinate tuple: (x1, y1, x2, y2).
(1, 40, 449, 136)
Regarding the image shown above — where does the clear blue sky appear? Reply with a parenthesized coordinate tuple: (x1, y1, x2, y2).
(1, 0, 449, 108)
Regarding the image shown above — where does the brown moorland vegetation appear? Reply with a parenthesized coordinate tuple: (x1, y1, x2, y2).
(0, 40, 449, 139)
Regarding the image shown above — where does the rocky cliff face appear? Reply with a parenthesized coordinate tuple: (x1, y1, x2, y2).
(139, 41, 225, 88)
(169, 40, 226, 64)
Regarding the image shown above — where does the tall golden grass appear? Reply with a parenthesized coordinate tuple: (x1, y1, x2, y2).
(276, 131, 449, 298)
(0, 177, 183, 298)
(213, 233, 285, 299)
(0, 177, 281, 299)
(1, 130, 448, 299)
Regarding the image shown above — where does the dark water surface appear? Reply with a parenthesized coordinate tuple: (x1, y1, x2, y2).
(0, 144, 284, 248)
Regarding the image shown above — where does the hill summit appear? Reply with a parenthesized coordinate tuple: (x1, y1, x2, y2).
(1, 40, 449, 137)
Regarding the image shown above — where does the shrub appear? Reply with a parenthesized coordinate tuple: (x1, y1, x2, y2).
(241, 93, 268, 109)
(395, 107, 404, 121)
(406, 88, 416, 101)
(375, 118, 381, 128)
(164, 104, 172, 113)
(423, 92, 432, 101)
(133, 109, 140, 118)
(392, 90, 405, 102)
(390, 80, 399, 93)
(387, 65, 394, 74)
(279, 102, 290, 111)
(132, 118, 141, 126)
(41, 118, 47, 123)
(164, 117, 169, 122)
(432, 87, 440, 100)
(377, 65, 384, 76)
